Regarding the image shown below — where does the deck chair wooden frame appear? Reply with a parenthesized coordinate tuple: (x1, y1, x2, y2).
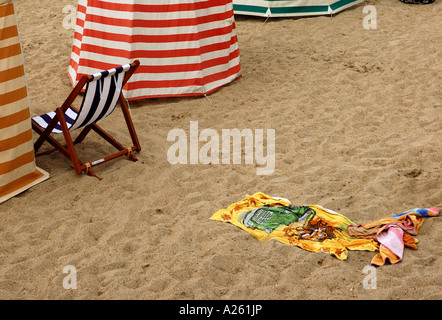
(31, 60, 141, 180)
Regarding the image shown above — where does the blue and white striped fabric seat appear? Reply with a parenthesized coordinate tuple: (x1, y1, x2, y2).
(32, 64, 132, 133)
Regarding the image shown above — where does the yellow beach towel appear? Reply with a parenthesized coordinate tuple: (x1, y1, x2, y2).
(210, 193, 378, 260)
(211, 193, 438, 264)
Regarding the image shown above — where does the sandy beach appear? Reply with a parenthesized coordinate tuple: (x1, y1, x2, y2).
(0, 0, 441, 300)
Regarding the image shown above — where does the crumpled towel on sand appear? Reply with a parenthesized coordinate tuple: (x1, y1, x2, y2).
(347, 207, 439, 266)
(210, 193, 438, 266)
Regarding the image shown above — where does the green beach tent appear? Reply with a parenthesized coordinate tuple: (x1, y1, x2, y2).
(233, 0, 363, 17)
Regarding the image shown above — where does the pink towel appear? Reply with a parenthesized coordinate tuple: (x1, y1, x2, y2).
(370, 212, 430, 266)
(376, 226, 404, 261)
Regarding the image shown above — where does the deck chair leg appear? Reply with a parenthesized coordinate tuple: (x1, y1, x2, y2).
(32, 122, 72, 160)
(90, 123, 126, 150)
(33, 112, 63, 153)
(90, 123, 138, 162)
(119, 95, 141, 152)
(32, 122, 50, 153)
(34, 131, 48, 153)
(56, 107, 82, 175)
(74, 124, 93, 144)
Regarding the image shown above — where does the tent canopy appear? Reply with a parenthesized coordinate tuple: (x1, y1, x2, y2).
(232, 0, 363, 17)
(0, 0, 49, 204)
(69, 0, 242, 100)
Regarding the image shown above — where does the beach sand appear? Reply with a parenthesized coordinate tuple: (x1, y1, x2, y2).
(0, 0, 441, 299)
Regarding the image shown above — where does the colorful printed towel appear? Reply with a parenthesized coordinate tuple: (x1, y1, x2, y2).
(210, 193, 438, 265)
(347, 207, 439, 266)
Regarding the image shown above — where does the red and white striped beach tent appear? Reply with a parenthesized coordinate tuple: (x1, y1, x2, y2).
(1, 0, 49, 204)
(68, 0, 241, 100)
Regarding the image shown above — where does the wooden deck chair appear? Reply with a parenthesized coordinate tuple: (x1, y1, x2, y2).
(31, 60, 141, 180)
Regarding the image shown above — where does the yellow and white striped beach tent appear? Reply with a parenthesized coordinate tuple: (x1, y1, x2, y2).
(0, 0, 49, 204)
(233, 0, 363, 17)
